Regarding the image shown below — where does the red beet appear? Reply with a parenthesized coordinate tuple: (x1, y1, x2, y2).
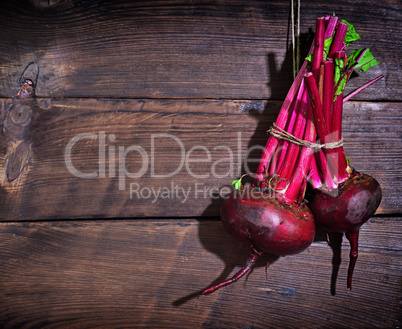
(308, 171, 382, 233)
(307, 170, 382, 289)
(302, 16, 383, 290)
(221, 188, 315, 257)
(202, 187, 315, 295)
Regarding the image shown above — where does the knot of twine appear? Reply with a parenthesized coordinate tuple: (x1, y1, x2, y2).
(267, 123, 343, 149)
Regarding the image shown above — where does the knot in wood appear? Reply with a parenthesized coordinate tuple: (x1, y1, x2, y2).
(6, 141, 31, 182)
(30, 0, 74, 10)
(9, 104, 32, 127)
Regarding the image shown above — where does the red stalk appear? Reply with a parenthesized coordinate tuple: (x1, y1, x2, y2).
(343, 75, 384, 103)
(316, 149, 337, 189)
(332, 94, 343, 141)
(313, 62, 331, 189)
(256, 80, 302, 180)
(324, 16, 339, 39)
(284, 89, 316, 201)
(274, 101, 300, 174)
(305, 74, 327, 141)
(332, 94, 350, 182)
(275, 80, 308, 186)
(329, 21, 348, 57)
(323, 59, 335, 132)
(268, 144, 281, 176)
(309, 154, 323, 188)
(313, 50, 349, 183)
(332, 50, 346, 59)
(278, 115, 306, 179)
(318, 63, 325, 104)
(312, 17, 326, 82)
(323, 58, 349, 182)
(305, 72, 340, 188)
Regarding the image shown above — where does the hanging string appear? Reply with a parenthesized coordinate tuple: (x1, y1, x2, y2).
(296, 0, 300, 73)
(291, 0, 301, 79)
(291, 0, 295, 79)
(19, 62, 39, 87)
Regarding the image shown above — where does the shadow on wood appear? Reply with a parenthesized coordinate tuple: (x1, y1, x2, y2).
(327, 232, 344, 296)
(172, 217, 280, 306)
(173, 29, 318, 306)
(243, 29, 315, 175)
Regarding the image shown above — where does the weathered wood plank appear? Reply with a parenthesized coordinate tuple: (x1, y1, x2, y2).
(0, 0, 399, 100)
(0, 218, 400, 328)
(0, 98, 400, 220)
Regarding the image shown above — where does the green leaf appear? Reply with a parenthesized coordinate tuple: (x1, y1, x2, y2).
(341, 19, 360, 46)
(334, 57, 344, 85)
(356, 48, 379, 72)
(346, 157, 353, 173)
(232, 179, 242, 190)
(346, 49, 363, 69)
(359, 58, 379, 72)
(348, 49, 379, 72)
(335, 74, 348, 96)
(305, 52, 313, 63)
(323, 37, 333, 60)
(305, 37, 333, 62)
(333, 48, 380, 98)
(334, 57, 348, 97)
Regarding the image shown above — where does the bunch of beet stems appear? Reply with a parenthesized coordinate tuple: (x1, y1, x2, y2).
(303, 17, 383, 289)
(255, 15, 340, 197)
(305, 16, 383, 190)
(254, 15, 383, 289)
(257, 16, 382, 191)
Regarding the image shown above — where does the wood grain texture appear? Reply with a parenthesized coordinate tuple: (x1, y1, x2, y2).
(0, 1, 400, 327)
(0, 98, 400, 220)
(0, 218, 400, 329)
(0, 0, 399, 100)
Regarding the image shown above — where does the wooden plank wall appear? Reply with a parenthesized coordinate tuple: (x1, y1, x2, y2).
(0, 0, 401, 328)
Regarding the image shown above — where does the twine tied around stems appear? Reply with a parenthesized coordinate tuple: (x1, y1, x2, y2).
(268, 123, 343, 149)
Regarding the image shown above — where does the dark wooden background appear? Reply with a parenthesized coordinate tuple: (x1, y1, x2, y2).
(0, 0, 400, 328)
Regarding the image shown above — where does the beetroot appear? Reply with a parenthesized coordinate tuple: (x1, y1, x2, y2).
(221, 188, 315, 257)
(308, 171, 382, 234)
(202, 188, 315, 295)
(304, 17, 383, 289)
(307, 171, 382, 289)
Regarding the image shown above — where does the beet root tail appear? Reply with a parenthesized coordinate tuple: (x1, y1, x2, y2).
(345, 230, 359, 290)
(201, 247, 260, 295)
